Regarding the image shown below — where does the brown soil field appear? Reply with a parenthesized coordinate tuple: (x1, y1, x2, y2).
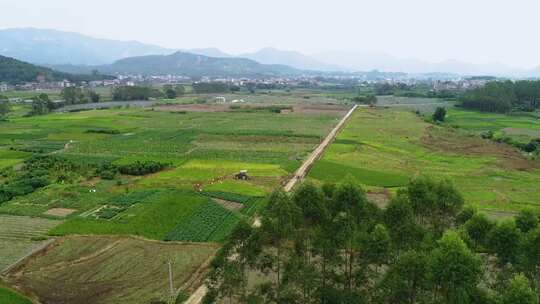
(421, 126, 538, 171)
(211, 198, 244, 211)
(366, 189, 391, 208)
(5, 236, 219, 304)
(156, 103, 350, 115)
(158, 104, 231, 112)
(502, 127, 540, 137)
(291, 104, 350, 115)
(43, 208, 76, 217)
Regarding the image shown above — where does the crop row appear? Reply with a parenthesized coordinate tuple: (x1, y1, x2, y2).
(164, 200, 239, 242)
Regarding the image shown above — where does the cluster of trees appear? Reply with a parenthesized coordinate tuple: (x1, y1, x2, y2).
(163, 85, 186, 99)
(112, 86, 157, 101)
(462, 80, 540, 113)
(204, 178, 540, 304)
(118, 161, 169, 176)
(193, 82, 230, 94)
(0, 155, 80, 204)
(96, 160, 169, 179)
(432, 107, 447, 122)
(350, 95, 377, 106)
(30, 93, 56, 116)
(374, 83, 395, 96)
(30, 87, 102, 116)
(425, 90, 460, 99)
(61, 87, 100, 104)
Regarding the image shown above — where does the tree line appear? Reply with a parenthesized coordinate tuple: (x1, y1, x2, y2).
(204, 177, 540, 304)
(112, 85, 185, 101)
(461, 80, 540, 113)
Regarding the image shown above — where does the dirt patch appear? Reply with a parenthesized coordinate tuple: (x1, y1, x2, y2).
(485, 210, 519, 221)
(157, 104, 231, 112)
(366, 190, 391, 208)
(292, 104, 350, 115)
(421, 126, 539, 171)
(43, 208, 77, 217)
(211, 198, 244, 211)
(502, 127, 540, 138)
(156, 103, 350, 115)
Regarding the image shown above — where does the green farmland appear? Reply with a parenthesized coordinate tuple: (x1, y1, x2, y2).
(309, 107, 540, 212)
(0, 105, 342, 241)
(446, 108, 540, 144)
(0, 286, 33, 304)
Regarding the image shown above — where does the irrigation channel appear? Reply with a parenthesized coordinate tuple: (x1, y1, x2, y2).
(185, 104, 359, 304)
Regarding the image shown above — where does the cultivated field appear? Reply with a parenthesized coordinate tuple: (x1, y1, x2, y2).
(0, 103, 342, 241)
(309, 107, 540, 212)
(376, 95, 452, 113)
(0, 215, 60, 272)
(4, 236, 218, 304)
(0, 96, 347, 303)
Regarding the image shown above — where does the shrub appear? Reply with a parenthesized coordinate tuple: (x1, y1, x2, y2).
(433, 107, 447, 122)
(118, 161, 169, 176)
(480, 130, 494, 139)
(86, 128, 120, 134)
(175, 291, 189, 304)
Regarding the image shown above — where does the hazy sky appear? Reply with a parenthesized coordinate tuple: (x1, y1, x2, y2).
(2, 0, 540, 68)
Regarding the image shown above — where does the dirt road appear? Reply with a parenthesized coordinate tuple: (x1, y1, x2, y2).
(284, 104, 358, 192)
(185, 105, 358, 304)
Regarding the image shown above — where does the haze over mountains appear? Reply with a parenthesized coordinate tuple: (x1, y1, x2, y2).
(0, 28, 174, 65)
(54, 52, 300, 77)
(1, 28, 539, 77)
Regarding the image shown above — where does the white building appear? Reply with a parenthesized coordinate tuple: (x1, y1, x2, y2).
(214, 96, 227, 103)
(0, 83, 8, 92)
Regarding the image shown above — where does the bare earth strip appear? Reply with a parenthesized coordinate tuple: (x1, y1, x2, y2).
(185, 105, 359, 304)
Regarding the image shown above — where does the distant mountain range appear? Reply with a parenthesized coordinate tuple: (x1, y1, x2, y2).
(53, 52, 302, 77)
(0, 55, 111, 84)
(311, 51, 530, 76)
(179, 48, 540, 77)
(1, 27, 539, 77)
(0, 28, 174, 65)
(239, 47, 340, 71)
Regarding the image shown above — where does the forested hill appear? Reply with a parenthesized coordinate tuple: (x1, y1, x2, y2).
(52, 52, 303, 77)
(0, 55, 113, 84)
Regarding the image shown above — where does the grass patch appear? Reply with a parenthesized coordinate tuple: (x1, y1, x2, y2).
(0, 287, 33, 304)
(310, 160, 409, 187)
